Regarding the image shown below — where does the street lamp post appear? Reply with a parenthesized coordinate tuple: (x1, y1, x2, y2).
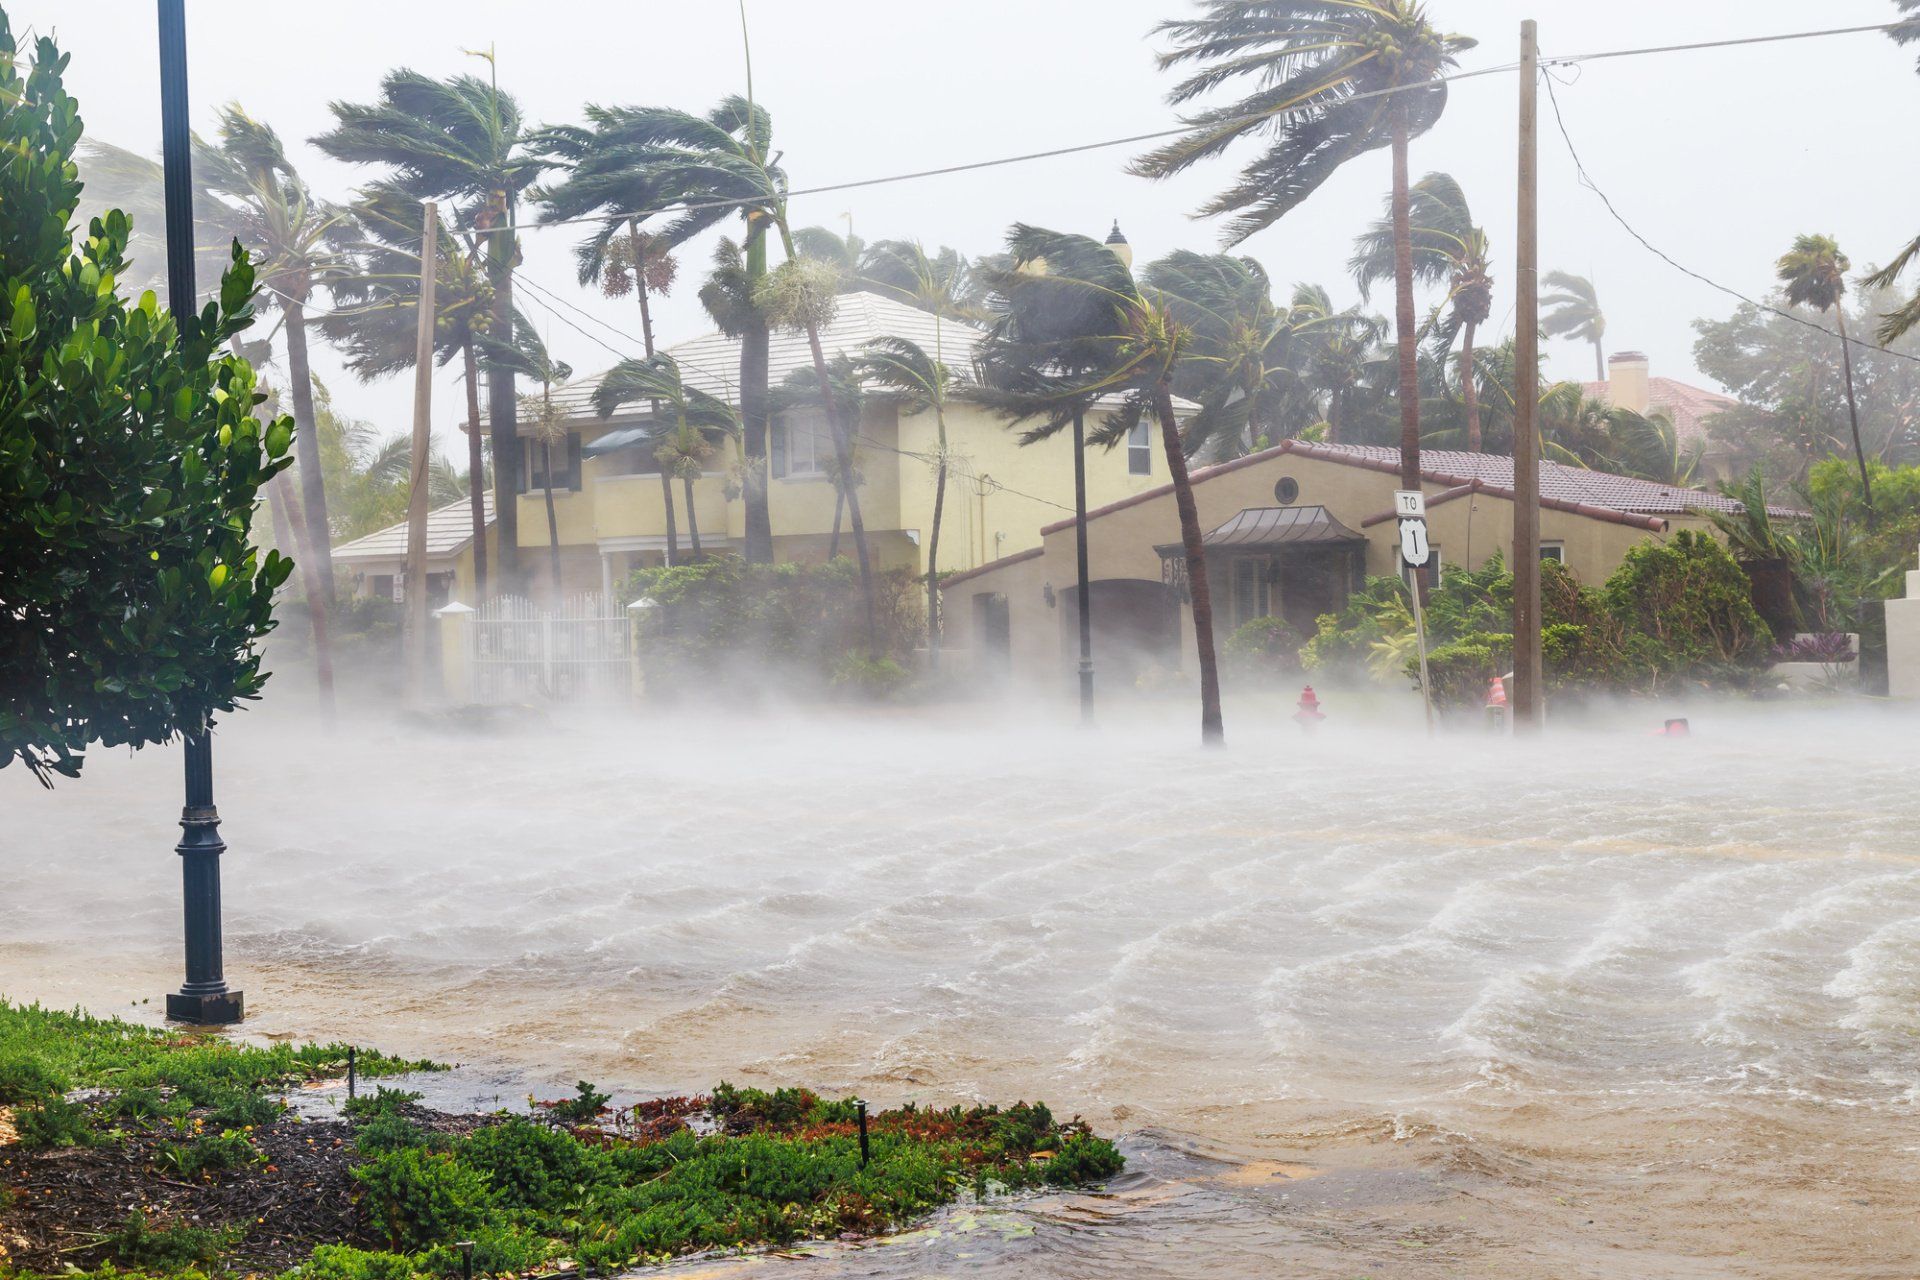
(157, 0, 242, 1026)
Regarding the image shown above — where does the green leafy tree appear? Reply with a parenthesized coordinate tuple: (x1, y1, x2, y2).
(1540, 271, 1606, 381)
(1777, 233, 1874, 522)
(1, 21, 293, 781)
(314, 55, 556, 590)
(1134, 0, 1476, 491)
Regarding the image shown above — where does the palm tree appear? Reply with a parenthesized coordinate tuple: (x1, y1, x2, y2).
(314, 56, 556, 590)
(852, 335, 969, 663)
(1777, 234, 1873, 524)
(1351, 173, 1493, 450)
(321, 179, 503, 598)
(1541, 271, 1607, 381)
(773, 356, 867, 557)
(1134, 1, 1475, 492)
(591, 354, 741, 560)
(1292, 284, 1389, 444)
(862, 239, 975, 318)
(479, 326, 573, 591)
(84, 107, 359, 600)
(974, 224, 1225, 745)
(1143, 251, 1324, 458)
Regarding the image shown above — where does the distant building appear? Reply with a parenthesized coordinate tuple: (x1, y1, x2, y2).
(1582, 350, 1739, 482)
(941, 439, 1790, 688)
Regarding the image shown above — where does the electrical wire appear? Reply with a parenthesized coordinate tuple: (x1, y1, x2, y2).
(1540, 66, 1920, 368)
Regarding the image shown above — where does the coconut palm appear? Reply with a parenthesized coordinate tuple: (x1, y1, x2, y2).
(1541, 271, 1607, 381)
(321, 179, 503, 598)
(1143, 251, 1326, 458)
(1134, 1, 1475, 492)
(479, 327, 573, 591)
(314, 56, 556, 589)
(83, 107, 359, 600)
(973, 224, 1225, 745)
(862, 239, 975, 319)
(1292, 284, 1390, 443)
(1777, 234, 1873, 523)
(592, 354, 741, 560)
(852, 335, 970, 663)
(772, 356, 868, 558)
(1351, 173, 1493, 450)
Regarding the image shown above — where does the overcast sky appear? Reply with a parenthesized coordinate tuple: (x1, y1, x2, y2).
(23, 1, 1920, 456)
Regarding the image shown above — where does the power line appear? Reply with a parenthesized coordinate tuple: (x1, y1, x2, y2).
(1540, 67, 1920, 368)
(1541, 21, 1907, 69)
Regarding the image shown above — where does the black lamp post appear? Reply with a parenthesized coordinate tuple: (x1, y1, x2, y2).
(157, 0, 242, 1026)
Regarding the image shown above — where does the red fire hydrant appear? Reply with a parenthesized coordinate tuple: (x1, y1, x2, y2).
(1294, 684, 1326, 729)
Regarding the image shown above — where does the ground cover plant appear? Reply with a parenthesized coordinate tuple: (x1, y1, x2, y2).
(0, 1003, 1123, 1280)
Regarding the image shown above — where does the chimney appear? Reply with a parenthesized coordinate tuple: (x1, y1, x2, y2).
(1607, 351, 1650, 415)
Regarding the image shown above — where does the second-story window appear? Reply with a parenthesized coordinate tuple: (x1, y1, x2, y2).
(518, 433, 582, 493)
(1128, 420, 1152, 476)
(773, 410, 829, 478)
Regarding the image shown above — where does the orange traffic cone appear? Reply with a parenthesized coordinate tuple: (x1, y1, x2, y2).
(1485, 675, 1507, 709)
(1294, 684, 1326, 728)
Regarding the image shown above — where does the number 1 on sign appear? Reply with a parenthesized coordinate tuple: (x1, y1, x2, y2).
(1399, 517, 1430, 568)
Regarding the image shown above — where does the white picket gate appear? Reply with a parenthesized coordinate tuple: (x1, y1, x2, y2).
(469, 594, 632, 704)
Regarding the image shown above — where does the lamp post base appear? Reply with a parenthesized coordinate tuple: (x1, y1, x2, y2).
(165, 989, 244, 1025)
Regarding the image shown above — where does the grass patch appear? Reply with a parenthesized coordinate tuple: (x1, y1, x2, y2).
(0, 1003, 1124, 1280)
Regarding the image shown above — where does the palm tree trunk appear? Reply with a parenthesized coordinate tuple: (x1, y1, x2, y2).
(462, 339, 489, 600)
(658, 467, 680, 567)
(1592, 339, 1605, 383)
(1462, 321, 1482, 452)
(631, 223, 658, 355)
(1833, 306, 1876, 527)
(1154, 382, 1222, 745)
(740, 220, 774, 563)
(683, 473, 703, 559)
(486, 200, 520, 588)
(1390, 109, 1421, 493)
(542, 441, 561, 593)
(828, 486, 844, 559)
(281, 297, 335, 604)
(928, 441, 947, 670)
(1327, 385, 1343, 444)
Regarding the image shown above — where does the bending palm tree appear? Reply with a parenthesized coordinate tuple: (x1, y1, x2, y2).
(323, 179, 503, 598)
(315, 56, 555, 589)
(974, 225, 1225, 745)
(480, 327, 573, 592)
(852, 335, 969, 664)
(591, 355, 742, 560)
(1351, 173, 1493, 450)
(1541, 271, 1607, 381)
(1134, 1, 1475, 492)
(1777, 233, 1873, 524)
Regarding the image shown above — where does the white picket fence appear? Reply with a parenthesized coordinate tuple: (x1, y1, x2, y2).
(469, 594, 632, 704)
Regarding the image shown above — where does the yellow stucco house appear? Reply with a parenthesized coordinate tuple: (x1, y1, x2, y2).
(333, 291, 1192, 606)
(939, 439, 1775, 687)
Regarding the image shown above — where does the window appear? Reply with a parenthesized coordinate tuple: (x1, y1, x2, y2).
(773, 411, 829, 478)
(1231, 557, 1274, 627)
(1401, 546, 1444, 590)
(1128, 420, 1152, 475)
(370, 574, 395, 601)
(1540, 543, 1566, 564)
(518, 434, 582, 492)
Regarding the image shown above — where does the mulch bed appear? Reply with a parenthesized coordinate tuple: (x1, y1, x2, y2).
(1, 1101, 486, 1273)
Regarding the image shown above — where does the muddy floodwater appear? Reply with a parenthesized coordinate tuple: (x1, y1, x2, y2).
(4, 696, 1918, 1277)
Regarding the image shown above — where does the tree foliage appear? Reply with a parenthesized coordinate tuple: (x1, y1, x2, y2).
(0, 20, 293, 781)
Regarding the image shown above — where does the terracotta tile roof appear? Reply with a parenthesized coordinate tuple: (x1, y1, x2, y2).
(1034, 439, 1796, 540)
(941, 544, 1044, 588)
(1580, 375, 1737, 444)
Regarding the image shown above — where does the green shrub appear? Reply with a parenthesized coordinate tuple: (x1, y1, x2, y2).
(343, 1085, 423, 1122)
(17, 1094, 94, 1148)
(155, 1129, 263, 1178)
(106, 1212, 232, 1270)
(1603, 530, 1772, 681)
(0, 1051, 66, 1103)
(1222, 616, 1306, 680)
(294, 1244, 419, 1280)
(538, 1080, 609, 1124)
(415, 1225, 558, 1278)
(828, 652, 910, 699)
(458, 1118, 607, 1214)
(352, 1147, 493, 1251)
(352, 1114, 435, 1156)
(1300, 576, 1409, 679)
(1040, 1132, 1128, 1186)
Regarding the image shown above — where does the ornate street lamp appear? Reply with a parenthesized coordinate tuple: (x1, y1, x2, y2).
(158, 0, 242, 1026)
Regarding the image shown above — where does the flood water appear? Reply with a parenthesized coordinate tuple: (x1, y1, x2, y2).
(4, 694, 1918, 1277)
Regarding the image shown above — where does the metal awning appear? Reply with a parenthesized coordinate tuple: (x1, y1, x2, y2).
(1155, 505, 1366, 557)
(580, 426, 651, 458)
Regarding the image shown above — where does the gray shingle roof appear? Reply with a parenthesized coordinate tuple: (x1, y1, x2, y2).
(332, 494, 493, 560)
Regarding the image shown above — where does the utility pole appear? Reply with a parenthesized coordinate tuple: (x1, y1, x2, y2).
(404, 201, 439, 699)
(1071, 408, 1094, 723)
(1511, 18, 1544, 731)
(158, 0, 241, 1025)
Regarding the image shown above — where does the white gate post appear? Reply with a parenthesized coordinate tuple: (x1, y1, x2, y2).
(434, 602, 476, 703)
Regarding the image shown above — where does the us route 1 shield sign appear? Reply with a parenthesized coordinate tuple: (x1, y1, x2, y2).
(1398, 516, 1431, 567)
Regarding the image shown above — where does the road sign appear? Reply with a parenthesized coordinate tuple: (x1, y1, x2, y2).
(1394, 489, 1426, 519)
(1399, 516, 1431, 568)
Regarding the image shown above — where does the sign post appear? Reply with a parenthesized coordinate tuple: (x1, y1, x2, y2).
(1395, 491, 1436, 734)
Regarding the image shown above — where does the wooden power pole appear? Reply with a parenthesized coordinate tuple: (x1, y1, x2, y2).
(404, 201, 439, 698)
(1511, 19, 1544, 729)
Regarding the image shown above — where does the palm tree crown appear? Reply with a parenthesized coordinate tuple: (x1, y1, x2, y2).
(1541, 270, 1607, 380)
